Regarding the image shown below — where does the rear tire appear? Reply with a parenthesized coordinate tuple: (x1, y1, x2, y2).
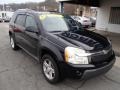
(10, 35, 19, 50)
(42, 54, 60, 84)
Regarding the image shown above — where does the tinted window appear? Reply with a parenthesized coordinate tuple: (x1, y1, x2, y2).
(15, 14, 26, 26)
(65, 16, 83, 30)
(25, 15, 37, 29)
(10, 13, 16, 23)
(2, 13, 4, 17)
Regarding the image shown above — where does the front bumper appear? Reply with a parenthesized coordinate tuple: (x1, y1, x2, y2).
(81, 58, 115, 79)
(59, 55, 115, 79)
(4, 19, 10, 22)
(0, 19, 2, 22)
(82, 25, 91, 28)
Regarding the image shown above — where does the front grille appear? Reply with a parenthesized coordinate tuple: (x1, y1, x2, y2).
(93, 55, 114, 68)
(91, 49, 114, 67)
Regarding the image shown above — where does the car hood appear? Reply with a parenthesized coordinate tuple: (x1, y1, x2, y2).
(47, 30, 110, 52)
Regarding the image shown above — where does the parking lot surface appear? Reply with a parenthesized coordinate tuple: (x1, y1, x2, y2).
(0, 23, 120, 90)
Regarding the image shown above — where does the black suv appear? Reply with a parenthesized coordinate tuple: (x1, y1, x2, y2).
(9, 9, 115, 84)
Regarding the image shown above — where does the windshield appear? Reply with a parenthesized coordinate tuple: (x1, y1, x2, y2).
(39, 14, 83, 32)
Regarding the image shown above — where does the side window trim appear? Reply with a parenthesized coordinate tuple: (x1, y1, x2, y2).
(14, 14, 26, 27)
(25, 14, 39, 30)
(10, 13, 17, 24)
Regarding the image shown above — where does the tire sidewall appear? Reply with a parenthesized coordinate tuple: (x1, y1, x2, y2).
(42, 54, 60, 84)
(10, 35, 15, 48)
(10, 35, 18, 50)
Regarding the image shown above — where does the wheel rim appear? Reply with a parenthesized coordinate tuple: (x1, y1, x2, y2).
(10, 37, 15, 48)
(43, 59, 55, 80)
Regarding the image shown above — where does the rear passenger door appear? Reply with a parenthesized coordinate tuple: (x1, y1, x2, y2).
(14, 14, 26, 47)
(24, 14, 39, 57)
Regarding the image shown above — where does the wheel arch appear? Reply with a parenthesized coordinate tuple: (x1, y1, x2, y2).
(38, 43, 64, 63)
(39, 47, 62, 63)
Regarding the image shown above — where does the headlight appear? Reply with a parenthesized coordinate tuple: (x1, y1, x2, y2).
(107, 38, 112, 45)
(65, 47, 91, 64)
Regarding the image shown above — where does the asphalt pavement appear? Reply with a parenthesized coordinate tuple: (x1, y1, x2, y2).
(0, 23, 120, 90)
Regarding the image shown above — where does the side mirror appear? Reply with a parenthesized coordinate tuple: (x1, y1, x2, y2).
(25, 26, 38, 33)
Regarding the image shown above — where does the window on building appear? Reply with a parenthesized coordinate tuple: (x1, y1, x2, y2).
(109, 7, 120, 24)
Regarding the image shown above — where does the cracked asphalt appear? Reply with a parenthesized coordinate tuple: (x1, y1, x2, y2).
(0, 23, 120, 90)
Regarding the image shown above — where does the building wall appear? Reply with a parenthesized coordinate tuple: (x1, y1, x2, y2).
(64, 4, 78, 15)
(96, 0, 120, 33)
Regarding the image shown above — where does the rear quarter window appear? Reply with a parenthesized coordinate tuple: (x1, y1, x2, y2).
(15, 14, 26, 26)
(10, 13, 16, 23)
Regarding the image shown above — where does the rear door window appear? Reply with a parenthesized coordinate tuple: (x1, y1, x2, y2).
(15, 14, 26, 27)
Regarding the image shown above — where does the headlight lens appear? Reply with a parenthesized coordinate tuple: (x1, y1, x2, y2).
(107, 38, 112, 45)
(65, 47, 91, 64)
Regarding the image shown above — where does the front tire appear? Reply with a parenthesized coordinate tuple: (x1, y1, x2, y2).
(42, 54, 60, 84)
(10, 35, 19, 50)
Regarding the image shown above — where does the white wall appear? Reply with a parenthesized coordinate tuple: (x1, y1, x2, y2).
(96, 0, 120, 33)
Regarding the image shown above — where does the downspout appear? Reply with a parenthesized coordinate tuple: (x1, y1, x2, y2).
(59, 2, 64, 13)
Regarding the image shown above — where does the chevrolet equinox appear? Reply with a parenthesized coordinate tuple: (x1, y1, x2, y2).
(9, 9, 116, 84)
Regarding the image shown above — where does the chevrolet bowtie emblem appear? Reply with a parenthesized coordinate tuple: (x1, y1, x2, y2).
(103, 50, 109, 54)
